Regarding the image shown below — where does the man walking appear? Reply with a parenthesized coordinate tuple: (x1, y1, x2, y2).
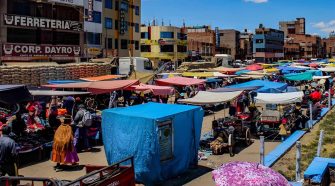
(73, 105, 91, 152)
(0, 125, 18, 178)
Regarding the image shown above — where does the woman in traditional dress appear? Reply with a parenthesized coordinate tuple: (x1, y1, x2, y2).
(51, 116, 79, 171)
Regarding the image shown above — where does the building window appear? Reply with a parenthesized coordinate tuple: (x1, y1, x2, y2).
(141, 45, 151, 52)
(177, 33, 187, 40)
(160, 45, 174, 52)
(141, 32, 149, 39)
(135, 6, 140, 15)
(160, 32, 174, 39)
(120, 1, 129, 11)
(177, 45, 187, 53)
(256, 39, 264, 43)
(115, 20, 119, 29)
(105, 0, 113, 9)
(121, 39, 128, 49)
(105, 18, 113, 29)
(135, 41, 139, 50)
(107, 38, 113, 49)
(115, 39, 119, 49)
(86, 32, 101, 45)
(135, 23, 139, 33)
(115, 1, 119, 10)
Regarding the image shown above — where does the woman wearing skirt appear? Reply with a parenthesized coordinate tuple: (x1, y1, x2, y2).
(51, 116, 79, 171)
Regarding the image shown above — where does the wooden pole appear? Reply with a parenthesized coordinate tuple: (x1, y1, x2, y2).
(296, 141, 301, 181)
(260, 136, 265, 165)
(317, 130, 324, 157)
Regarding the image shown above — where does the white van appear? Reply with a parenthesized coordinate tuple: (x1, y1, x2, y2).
(213, 54, 234, 67)
(118, 57, 153, 75)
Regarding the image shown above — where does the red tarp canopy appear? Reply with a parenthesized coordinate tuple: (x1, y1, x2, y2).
(126, 83, 175, 96)
(80, 75, 125, 82)
(155, 77, 206, 86)
(246, 64, 263, 71)
(43, 80, 139, 94)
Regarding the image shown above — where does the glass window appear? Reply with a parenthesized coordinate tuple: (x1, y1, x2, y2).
(105, 0, 113, 9)
(144, 59, 152, 70)
(160, 45, 174, 52)
(141, 32, 148, 39)
(115, 20, 119, 30)
(86, 32, 101, 45)
(115, 39, 119, 49)
(108, 38, 113, 49)
(85, 10, 102, 23)
(177, 45, 187, 53)
(121, 39, 128, 49)
(135, 41, 139, 50)
(105, 18, 113, 29)
(120, 1, 129, 11)
(135, 6, 140, 15)
(160, 32, 174, 39)
(177, 33, 187, 40)
(256, 39, 264, 43)
(115, 1, 119, 10)
(135, 23, 139, 33)
(141, 45, 151, 52)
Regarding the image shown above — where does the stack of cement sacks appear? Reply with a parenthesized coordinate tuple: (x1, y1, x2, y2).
(0, 63, 112, 86)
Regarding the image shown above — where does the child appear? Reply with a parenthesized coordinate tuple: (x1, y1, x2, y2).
(279, 118, 288, 141)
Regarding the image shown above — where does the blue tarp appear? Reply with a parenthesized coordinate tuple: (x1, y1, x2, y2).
(47, 80, 85, 84)
(206, 78, 223, 83)
(264, 130, 306, 167)
(284, 70, 323, 81)
(277, 66, 305, 74)
(304, 157, 335, 183)
(226, 80, 288, 93)
(235, 70, 251, 75)
(102, 103, 204, 185)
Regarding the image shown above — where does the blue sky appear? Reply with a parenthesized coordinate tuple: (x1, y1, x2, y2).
(141, 0, 335, 37)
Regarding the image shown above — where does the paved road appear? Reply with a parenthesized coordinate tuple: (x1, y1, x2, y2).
(19, 108, 280, 185)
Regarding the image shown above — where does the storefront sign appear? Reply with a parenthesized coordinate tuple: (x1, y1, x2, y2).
(4, 14, 82, 31)
(2, 44, 81, 57)
(49, 0, 84, 6)
(87, 0, 94, 22)
(88, 48, 101, 56)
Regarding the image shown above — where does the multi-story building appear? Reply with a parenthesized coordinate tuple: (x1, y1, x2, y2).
(140, 25, 188, 64)
(102, 0, 141, 58)
(322, 31, 335, 58)
(279, 18, 305, 37)
(253, 26, 284, 63)
(0, 0, 84, 62)
(186, 26, 215, 60)
(239, 29, 253, 60)
(216, 29, 240, 59)
(284, 34, 324, 60)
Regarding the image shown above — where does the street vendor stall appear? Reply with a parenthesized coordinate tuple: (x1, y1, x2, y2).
(125, 84, 175, 96)
(227, 80, 288, 93)
(155, 77, 206, 86)
(102, 103, 204, 184)
(80, 75, 125, 82)
(178, 91, 242, 105)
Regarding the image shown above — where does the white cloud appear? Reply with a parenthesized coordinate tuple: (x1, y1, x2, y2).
(312, 20, 335, 34)
(244, 0, 268, 3)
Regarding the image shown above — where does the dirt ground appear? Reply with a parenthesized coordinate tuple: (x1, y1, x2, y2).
(19, 108, 280, 185)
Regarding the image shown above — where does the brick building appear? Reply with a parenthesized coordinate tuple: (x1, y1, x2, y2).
(322, 31, 335, 58)
(279, 18, 305, 37)
(186, 26, 216, 60)
(240, 29, 253, 60)
(216, 29, 240, 60)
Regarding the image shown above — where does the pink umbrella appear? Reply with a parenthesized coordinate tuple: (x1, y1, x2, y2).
(246, 64, 263, 71)
(212, 162, 290, 186)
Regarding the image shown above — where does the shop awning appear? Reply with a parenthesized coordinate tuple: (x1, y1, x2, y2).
(210, 86, 261, 92)
(156, 77, 206, 86)
(255, 91, 304, 104)
(319, 67, 335, 72)
(178, 91, 242, 105)
(246, 64, 263, 71)
(43, 80, 139, 94)
(182, 72, 214, 78)
(0, 85, 32, 104)
(227, 80, 288, 93)
(213, 67, 245, 73)
(29, 90, 91, 96)
(80, 75, 125, 82)
(126, 84, 175, 96)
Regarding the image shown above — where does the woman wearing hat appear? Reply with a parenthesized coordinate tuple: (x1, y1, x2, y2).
(51, 116, 79, 171)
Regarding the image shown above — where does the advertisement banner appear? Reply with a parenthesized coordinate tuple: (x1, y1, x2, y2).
(4, 14, 82, 31)
(2, 44, 81, 57)
(87, 0, 94, 22)
(49, 0, 84, 6)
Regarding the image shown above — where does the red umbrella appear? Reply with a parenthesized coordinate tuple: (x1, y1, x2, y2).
(246, 64, 263, 71)
(309, 63, 319, 68)
(310, 91, 322, 101)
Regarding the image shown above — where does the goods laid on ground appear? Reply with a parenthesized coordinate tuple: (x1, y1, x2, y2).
(0, 63, 113, 86)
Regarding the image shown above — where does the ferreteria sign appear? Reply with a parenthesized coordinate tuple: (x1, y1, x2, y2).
(4, 14, 83, 31)
(2, 44, 81, 57)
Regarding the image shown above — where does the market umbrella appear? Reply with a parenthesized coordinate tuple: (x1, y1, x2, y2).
(212, 162, 290, 186)
(246, 64, 263, 71)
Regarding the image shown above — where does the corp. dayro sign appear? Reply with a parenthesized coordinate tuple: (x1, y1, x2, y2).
(2, 44, 81, 57)
(4, 14, 83, 31)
